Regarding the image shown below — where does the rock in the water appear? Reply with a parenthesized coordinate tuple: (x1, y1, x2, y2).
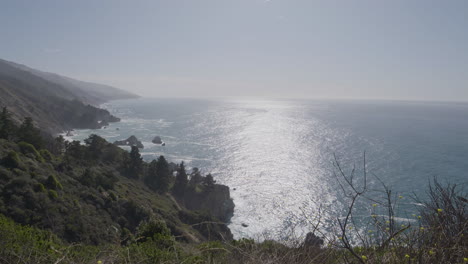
(241, 223, 248, 227)
(66, 130, 74, 137)
(152, 136, 163, 144)
(114, 135, 144, 148)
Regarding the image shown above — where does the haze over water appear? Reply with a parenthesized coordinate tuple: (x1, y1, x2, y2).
(66, 98, 468, 239)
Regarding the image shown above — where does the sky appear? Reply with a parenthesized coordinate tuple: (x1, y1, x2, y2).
(0, 0, 467, 101)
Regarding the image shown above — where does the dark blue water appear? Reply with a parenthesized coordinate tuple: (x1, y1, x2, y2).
(65, 98, 468, 240)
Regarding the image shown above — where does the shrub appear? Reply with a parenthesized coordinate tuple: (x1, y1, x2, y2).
(0, 214, 62, 263)
(136, 219, 172, 243)
(1, 151, 21, 168)
(34, 183, 46, 193)
(45, 175, 63, 190)
(48, 189, 58, 199)
(39, 149, 53, 162)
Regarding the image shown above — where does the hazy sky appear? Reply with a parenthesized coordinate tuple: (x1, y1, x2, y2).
(1, 0, 467, 101)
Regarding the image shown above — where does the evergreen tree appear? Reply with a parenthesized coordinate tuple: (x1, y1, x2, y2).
(146, 155, 171, 193)
(156, 156, 171, 193)
(84, 134, 107, 160)
(124, 146, 143, 179)
(172, 161, 188, 195)
(189, 168, 203, 187)
(17, 117, 43, 149)
(53, 135, 66, 155)
(203, 173, 216, 191)
(0, 107, 17, 140)
(145, 159, 158, 191)
(65, 140, 85, 162)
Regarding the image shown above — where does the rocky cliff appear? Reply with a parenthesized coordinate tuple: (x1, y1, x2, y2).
(181, 184, 235, 223)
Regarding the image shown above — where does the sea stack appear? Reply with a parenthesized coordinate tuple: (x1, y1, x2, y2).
(114, 135, 144, 148)
(152, 136, 163, 144)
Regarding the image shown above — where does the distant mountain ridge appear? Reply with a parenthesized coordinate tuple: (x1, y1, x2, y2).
(2, 59, 139, 105)
(0, 58, 139, 133)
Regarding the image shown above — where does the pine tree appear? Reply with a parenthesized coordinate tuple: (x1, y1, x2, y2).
(0, 107, 17, 140)
(146, 155, 171, 193)
(203, 173, 216, 191)
(145, 159, 158, 190)
(124, 146, 143, 179)
(189, 168, 203, 187)
(173, 161, 188, 195)
(155, 155, 171, 193)
(84, 134, 107, 160)
(17, 117, 43, 149)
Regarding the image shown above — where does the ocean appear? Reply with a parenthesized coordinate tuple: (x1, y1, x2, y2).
(64, 97, 468, 240)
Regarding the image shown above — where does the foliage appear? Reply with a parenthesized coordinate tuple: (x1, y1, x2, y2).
(17, 117, 44, 149)
(18, 141, 44, 162)
(0, 107, 17, 141)
(1, 150, 21, 168)
(173, 161, 188, 195)
(203, 173, 216, 190)
(39, 149, 53, 161)
(45, 174, 63, 190)
(123, 146, 143, 178)
(146, 155, 172, 193)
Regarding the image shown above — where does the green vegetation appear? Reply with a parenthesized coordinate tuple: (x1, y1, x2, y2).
(0, 110, 233, 248)
(145, 155, 171, 193)
(173, 161, 188, 195)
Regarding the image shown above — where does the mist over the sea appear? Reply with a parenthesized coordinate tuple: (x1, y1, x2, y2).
(65, 98, 468, 239)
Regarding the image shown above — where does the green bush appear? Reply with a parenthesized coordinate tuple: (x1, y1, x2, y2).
(34, 183, 46, 193)
(136, 219, 172, 243)
(18, 141, 44, 162)
(45, 175, 62, 190)
(39, 149, 53, 162)
(2, 151, 21, 168)
(48, 189, 58, 199)
(0, 214, 62, 263)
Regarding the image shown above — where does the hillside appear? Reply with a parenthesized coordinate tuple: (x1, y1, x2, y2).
(3, 59, 139, 105)
(0, 58, 138, 133)
(0, 111, 234, 246)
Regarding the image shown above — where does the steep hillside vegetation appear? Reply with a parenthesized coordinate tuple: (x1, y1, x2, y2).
(0, 58, 137, 132)
(0, 109, 233, 247)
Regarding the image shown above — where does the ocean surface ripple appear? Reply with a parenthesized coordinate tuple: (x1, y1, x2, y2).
(65, 98, 468, 240)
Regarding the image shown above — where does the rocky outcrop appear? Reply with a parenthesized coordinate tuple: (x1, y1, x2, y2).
(152, 136, 162, 144)
(181, 184, 234, 223)
(113, 135, 144, 148)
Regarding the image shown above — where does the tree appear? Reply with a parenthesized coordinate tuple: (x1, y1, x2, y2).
(189, 168, 203, 188)
(79, 168, 95, 187)
(172, 161, 188, 195)
(123, 146, 143, 179)
(146, 155, 171, 193)
(65, 140, 85, 161)
(51, 135, 66, 155)
(17, 117, 43, 149)
(145, 159, 158, 190)
(0, 107, 17, 140)
(84, 134, 107, 160)
(203, 173, 216, 191)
